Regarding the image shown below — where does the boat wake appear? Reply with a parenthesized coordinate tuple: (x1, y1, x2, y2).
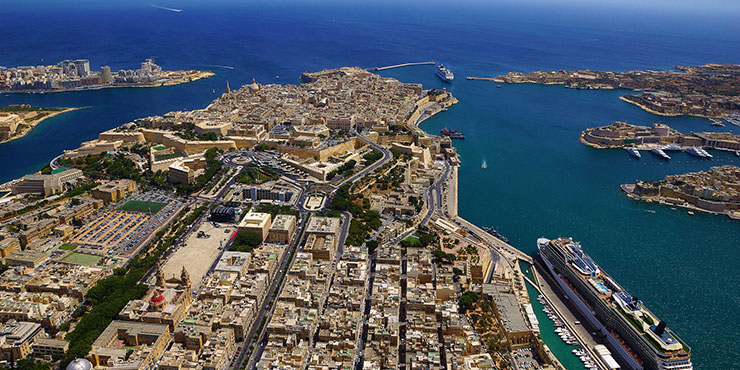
(149, 4, 183, 12)
(192, 64, 235, 70)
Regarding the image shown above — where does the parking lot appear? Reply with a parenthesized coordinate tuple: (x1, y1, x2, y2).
(71, 211, 150, 252)
(161, 221, 233, 290)
(512, 347, 545, 370)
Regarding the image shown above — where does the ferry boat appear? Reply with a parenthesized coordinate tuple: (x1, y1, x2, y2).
(436, 64, 454, 83)
(650, 148, 671, 160)
(625, 147, 641, 159)
(440, 128, 464, 139)
(538, 238, 693, 370)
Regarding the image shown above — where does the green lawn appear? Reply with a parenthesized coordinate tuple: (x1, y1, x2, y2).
(61, 252, 102, 266)
(402, 236, 422, 248)
(60, 244, 77, 250)
(118, 200, 167, 214)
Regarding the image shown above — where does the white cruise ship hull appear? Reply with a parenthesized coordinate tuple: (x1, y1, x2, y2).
(539, 242, 646, 370)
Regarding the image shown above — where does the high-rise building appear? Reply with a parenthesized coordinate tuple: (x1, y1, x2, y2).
(59, 60, 77, 76)
(100, 66, 113, 83)
(74, 59, 90, 77)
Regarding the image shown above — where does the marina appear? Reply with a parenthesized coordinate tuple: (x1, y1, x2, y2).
(623, 144, 721, 160)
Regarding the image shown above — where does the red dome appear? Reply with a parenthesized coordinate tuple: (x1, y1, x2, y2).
(150, 292, 165, 304)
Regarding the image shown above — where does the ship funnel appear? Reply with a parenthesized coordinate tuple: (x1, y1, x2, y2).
(655, 321, 667, 336)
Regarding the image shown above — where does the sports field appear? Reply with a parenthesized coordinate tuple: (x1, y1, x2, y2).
(60, 244, 77, 250)
(117, 200, 166, 214)
(61, 252, 102, 266)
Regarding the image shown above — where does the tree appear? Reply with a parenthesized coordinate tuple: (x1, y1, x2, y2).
(365, 240, 378, 254)
(231, 232, 262, 253)
(459, 291, 479, 313)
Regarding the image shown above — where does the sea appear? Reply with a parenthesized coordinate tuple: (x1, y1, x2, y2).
(1, 1, 739, 368)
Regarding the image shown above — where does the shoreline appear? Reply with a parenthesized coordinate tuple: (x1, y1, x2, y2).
(0, 107, 87, 144)
(617, 96, 707, 118)
(620, 183, 740, 220)
(0, 71, 215, 95)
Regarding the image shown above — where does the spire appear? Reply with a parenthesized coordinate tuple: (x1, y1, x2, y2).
(156, 264, 165, 287)
(226, 81, 231, 94)
(180, 266, 191, 289)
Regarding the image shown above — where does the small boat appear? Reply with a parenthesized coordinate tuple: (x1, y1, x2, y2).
(710, 118, 725, 127)
(481, 160, 488, 169)
(736, 150, 740, 157)
(625, 147, 641, 159)
(496, 84, 502, 88)
(688, 211, 695, 215)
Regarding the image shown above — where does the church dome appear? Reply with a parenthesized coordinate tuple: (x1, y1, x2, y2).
(150, 291, 165, 304)
(248, 78, 260, 91)
(66, 359, 93, 370)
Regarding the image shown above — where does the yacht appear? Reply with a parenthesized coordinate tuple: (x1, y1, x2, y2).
(650, 147, 671, 160)
(662, 143, 683, 151)
(436, 64, 454, 83)
(625, 147, 641, 159)
(710, 118, 725, 127)
(684, 147, 706, 158)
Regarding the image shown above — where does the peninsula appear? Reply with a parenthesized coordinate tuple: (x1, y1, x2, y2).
(621, 165, 740, 219)
(0, 66, 670, 370)
(0, 104, 83, 143)
(580, 121, 740, 152)
(486, 64, 740, 118)
(0, 58, 213, 93)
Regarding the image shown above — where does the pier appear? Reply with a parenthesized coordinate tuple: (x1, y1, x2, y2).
(528, 262, 611, 370)
(466, 76, 501, 81)
(369, 61, 434, 71)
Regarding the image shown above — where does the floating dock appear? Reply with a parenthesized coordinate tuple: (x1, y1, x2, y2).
(369, 61, 435, 71)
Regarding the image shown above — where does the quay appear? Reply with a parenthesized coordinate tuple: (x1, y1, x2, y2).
(369, 61, 435, 71)
(466, 76, 500, 81)
(527, 261, 613, 370)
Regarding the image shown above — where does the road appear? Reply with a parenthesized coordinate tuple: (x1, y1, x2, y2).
(331, 132, 392, 193)
(233, 211, 309, 370)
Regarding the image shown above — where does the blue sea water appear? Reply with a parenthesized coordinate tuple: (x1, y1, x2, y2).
(1, 1, 739, 368)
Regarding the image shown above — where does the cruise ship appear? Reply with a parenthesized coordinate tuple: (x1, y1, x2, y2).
(436, 64, 454, 83)
(538, 238, 693, 370)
